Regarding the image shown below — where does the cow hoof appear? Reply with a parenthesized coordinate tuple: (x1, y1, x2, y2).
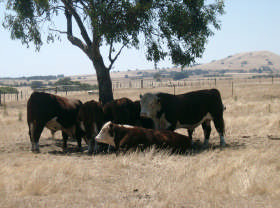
(31, 149, 40, 154)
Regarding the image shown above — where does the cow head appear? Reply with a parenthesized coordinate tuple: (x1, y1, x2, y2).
(140, 93, 161, 119)
(95, 121, 116, 147)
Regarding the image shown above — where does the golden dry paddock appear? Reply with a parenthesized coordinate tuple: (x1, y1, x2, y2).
(0, 82, 280, 207)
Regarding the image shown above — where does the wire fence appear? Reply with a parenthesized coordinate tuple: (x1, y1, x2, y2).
(1, 76, 279, 105)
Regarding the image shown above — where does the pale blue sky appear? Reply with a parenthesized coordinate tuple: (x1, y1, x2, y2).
(0, 0, 279, 77)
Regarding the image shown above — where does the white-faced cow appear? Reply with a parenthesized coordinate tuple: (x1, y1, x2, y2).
(27, 91, 84, 153)
(77, 100, 105, 154)
(140, 89, 226, 147)
(95, 121, 192, 154)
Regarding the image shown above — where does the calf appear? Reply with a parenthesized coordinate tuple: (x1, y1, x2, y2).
(27, 91, 83, 153)
(95, 121, 192, 154)
(140, 89, 226, 147)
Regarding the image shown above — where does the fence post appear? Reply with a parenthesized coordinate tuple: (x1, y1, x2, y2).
(232, 81, 234, 97)
(141, 79, 143, 89)
(17, 92, 19, 101)
(0, 93, 1, 105)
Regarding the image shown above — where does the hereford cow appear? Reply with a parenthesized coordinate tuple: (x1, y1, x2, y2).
(77, 100, 105, 154)
(95, 121, 192, 154)
(140, 89, 226, 147)
(27, 91, 84, 153)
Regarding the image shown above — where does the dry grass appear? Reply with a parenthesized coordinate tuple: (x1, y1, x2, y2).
(0, 83, 280, 208)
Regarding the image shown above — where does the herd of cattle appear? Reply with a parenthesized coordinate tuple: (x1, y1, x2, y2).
(27, 88, 226, 154)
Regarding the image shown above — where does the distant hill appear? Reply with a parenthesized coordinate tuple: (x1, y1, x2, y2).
(190, 51, 280, 72)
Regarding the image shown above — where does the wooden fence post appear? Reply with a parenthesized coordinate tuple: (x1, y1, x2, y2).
(232, 81, 234, 97)
(141, 79, 143, 89)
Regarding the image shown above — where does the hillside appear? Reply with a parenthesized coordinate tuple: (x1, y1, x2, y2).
(190, 51, 280, 72)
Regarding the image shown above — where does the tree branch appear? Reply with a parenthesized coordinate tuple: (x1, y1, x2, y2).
(62, 0, 92, 46)
(108, 42, 127, 71)
(64, 7, 88, 54)
(49, 28, 67, 34)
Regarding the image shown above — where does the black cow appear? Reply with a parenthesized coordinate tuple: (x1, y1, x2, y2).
(27, 91, 83, 153)
(140, 89, 226, 147)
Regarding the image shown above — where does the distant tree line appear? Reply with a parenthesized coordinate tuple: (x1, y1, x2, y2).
(0, 87, 18, 94)
(31, 77, 98, 92)
(1, 74, 64, 81)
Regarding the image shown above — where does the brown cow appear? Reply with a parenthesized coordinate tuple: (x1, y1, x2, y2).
(103, 97, 138, 125)
(95, 121, 192, 154)
(77, 100, 105, 154)
(79, 98, 154, 154)
(132, 100, 155, 129)
(27, 91, 83, 153)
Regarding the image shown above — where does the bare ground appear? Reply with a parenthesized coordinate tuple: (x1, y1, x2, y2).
(0, 83, 280, 208)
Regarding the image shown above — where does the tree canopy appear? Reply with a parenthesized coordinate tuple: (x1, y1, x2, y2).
(2, 0, 224, 103)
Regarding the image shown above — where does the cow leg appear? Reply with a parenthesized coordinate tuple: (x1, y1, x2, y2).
(76, 136, 82, 152)
(87, 137, 95, 155)
(213, 117, 226, 147)
(29, 122, 44, 153)
(62, 131, 68, 152)
(187, 129, 194, 145)
(202, 120, 211, 147)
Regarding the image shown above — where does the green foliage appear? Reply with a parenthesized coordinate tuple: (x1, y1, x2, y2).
(153, 72, 161, 81)
(52, 78, 98, 91)
(2, 0, 224, 67)
(0, 86, 19, 94)
(171, 71, 189, 80)
(30, 81, 44, 89)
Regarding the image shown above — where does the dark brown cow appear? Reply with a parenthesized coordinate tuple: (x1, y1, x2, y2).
(103, 97, 138, 125)
(95, 121, 192, 154)
(133, 100, 154, 129)
(79, 98, 154, 154)
(27, 91, 83, 153)
(140, 89, 226, 147)
(77, 100, 105, 154)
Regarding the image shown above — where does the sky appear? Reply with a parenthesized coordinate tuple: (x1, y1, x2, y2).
(0, 0, 280, 77)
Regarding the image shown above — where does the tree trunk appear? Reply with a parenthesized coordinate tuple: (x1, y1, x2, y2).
(93, 60, 114, 105)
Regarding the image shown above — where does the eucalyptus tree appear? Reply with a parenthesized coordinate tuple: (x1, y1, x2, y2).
(2, 0, 224, 104)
